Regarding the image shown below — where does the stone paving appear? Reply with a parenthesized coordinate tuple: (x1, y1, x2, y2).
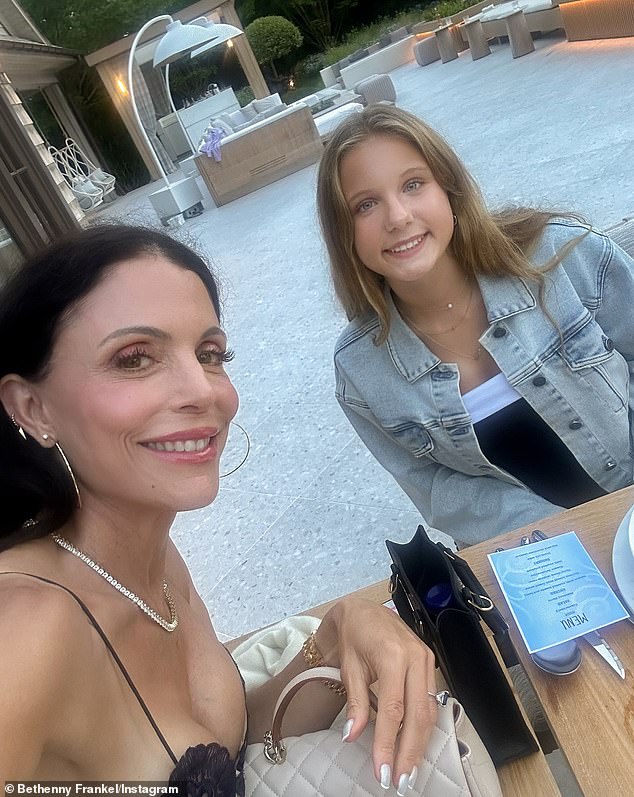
(96, 30, 634, 642)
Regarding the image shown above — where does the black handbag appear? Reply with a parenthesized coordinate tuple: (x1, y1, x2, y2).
(386, 526, 538, 767)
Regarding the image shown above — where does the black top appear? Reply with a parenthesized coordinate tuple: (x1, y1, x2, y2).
(2, 572, 246, 796)
(473, 398, 607, 508)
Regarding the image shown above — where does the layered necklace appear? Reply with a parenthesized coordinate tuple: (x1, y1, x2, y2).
(51, 533, 179, 632)
(398, 282, 483, 361)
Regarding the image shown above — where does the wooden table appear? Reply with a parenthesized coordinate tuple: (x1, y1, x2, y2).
(304, 487, 634, 796)
(433, 23, 459, 63)
(461, 18, 491, 61)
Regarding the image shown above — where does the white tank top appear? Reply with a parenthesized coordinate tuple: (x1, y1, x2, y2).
(462, 372, 522, 424)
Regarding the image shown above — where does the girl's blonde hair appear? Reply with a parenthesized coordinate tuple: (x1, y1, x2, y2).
(317, 105, 586, 344)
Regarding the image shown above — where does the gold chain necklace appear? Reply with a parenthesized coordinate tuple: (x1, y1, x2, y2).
(401, 294, 483, 361)
(417, 329, 483, 361)
(400, 284, 475, 336)
(400, 285, 482, 359)
(51, 533, 178, 632)
(417, 274, 471, 312)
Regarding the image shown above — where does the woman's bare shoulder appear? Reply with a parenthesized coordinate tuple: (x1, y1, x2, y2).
(0, 572, 100, 689)
(0, 573, 102, 776)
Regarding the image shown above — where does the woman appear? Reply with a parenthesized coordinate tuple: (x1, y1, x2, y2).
(0, 225, 436, 795)
(317, 105, 634, 546)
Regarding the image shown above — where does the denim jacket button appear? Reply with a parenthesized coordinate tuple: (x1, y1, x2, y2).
(603, 336, 615, 352)
(532, 376, 546, 387)
(605, 460, 616, 471)
(569, 419, 583, 430)
(492, 326, 507, 338)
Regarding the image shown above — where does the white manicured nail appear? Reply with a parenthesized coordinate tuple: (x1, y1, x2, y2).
(380, 763, 391, 790)
(397, 773, 409, 796)
(408, 767, 418, 789)
(341, 719, 354, 741)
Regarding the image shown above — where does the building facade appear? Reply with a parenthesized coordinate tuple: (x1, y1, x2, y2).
(0, 0, 88, 280)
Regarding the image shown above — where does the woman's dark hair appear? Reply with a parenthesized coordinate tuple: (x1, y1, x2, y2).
(0, 224, 222, 551)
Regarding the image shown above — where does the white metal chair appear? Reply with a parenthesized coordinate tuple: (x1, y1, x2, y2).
(48, 139, 116, 210)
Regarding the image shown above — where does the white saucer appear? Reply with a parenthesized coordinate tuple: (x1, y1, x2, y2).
(612, 503, 634, 615)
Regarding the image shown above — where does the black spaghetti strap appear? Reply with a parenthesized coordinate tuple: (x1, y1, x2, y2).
(1, 571, 179, 766)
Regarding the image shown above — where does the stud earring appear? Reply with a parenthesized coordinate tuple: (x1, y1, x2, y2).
(42, 433, 49, 441)
(452, 213, 458, 227)
(10, 413, 27, 440)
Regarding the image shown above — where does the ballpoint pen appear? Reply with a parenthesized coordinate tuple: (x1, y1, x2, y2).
(529, 529, 626, 679)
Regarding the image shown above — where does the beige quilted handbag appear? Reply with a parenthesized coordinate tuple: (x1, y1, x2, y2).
(244, 667, 502, 796)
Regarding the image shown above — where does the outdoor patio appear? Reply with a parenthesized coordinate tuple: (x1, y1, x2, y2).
(96, 30, 634, 643)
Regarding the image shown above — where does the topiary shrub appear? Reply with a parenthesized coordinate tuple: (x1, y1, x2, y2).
(245, 15, 303, 77)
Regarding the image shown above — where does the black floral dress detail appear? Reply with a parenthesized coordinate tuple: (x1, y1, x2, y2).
(169, 740, 246, 797)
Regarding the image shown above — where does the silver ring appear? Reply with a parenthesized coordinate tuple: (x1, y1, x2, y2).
(427, 690, 449, 706)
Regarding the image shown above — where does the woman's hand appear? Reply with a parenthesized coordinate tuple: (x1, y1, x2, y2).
(315, 596, 437, 794)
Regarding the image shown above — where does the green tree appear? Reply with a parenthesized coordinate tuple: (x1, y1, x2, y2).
(245, 16, 303, 78)
(285, 0, 358, 50)
(20, 0, 194, 52)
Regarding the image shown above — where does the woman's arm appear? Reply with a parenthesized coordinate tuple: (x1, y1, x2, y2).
(338, 396, 563, 545)
(245, 596, 437, 793)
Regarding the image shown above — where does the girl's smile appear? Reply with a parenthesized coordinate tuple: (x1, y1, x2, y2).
(340, 134, 460, 292)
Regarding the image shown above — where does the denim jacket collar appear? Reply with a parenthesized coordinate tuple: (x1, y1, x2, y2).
(385, 274, 537, 383)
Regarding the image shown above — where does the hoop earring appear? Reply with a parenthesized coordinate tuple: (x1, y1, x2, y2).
(10, 413, 26, 440)
(220, 421, 250, 479)
(53, 440, 82, 509)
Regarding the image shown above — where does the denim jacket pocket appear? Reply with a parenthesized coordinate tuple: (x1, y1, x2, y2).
(560, 322, 628, 410)
(560, 321, 614, 370)
(384, 421, 435, 458)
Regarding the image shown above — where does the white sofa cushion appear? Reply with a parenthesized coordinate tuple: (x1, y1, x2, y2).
(209, 117, 233, 136)
(227, 108, 250, 127)
(241, 103, 259, 121)
(520, 0, 555, 11)
(314, 102, 363, 137)
(252, 93, 282, 113)
(257, 105, 287, 121)
(217, 111, 237, 130)
(220, 105, 311, 146)
(481, 0, 553, 20)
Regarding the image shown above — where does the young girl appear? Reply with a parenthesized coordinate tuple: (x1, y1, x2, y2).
(317, 106, 634, 546)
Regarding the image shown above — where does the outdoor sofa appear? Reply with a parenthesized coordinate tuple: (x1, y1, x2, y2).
(194, 105, 322, 206)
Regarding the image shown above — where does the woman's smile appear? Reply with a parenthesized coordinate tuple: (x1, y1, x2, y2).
(141, 426, 221, 462)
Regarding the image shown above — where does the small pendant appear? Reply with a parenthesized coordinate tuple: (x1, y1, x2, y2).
(447, 303, 453, 309)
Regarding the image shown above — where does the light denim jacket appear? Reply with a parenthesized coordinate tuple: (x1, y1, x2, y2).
(334, 220, 634, 544)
